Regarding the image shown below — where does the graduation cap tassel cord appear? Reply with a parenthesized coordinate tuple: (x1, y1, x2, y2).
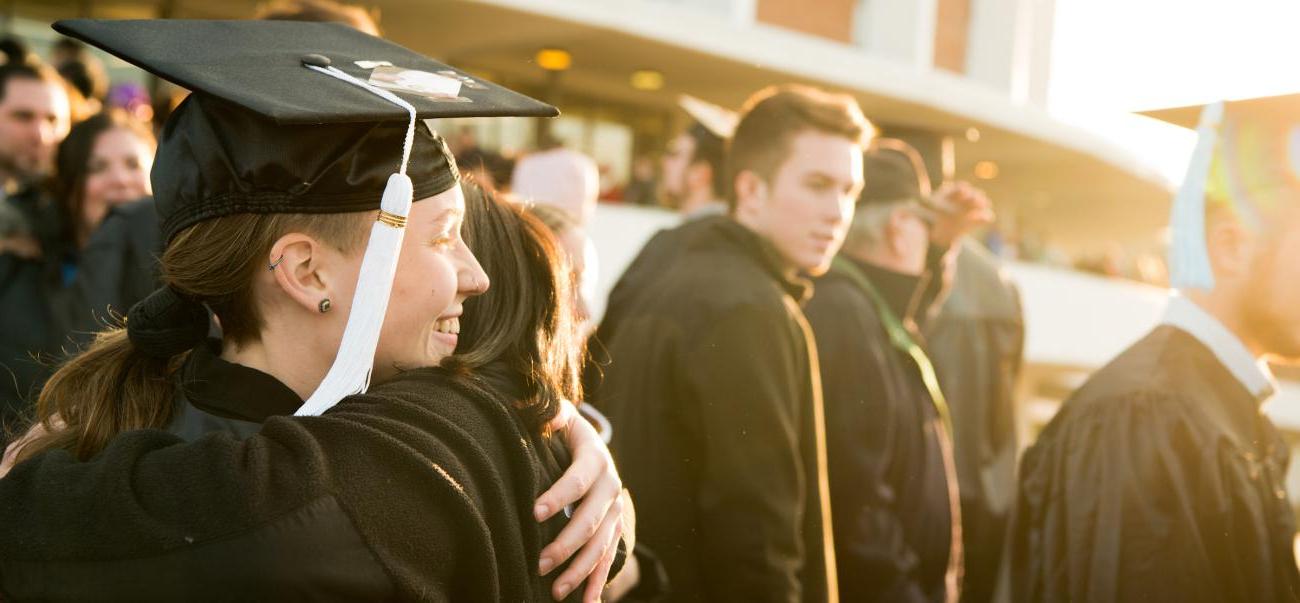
(1168, 100, 1224, 291)
(296, 63, 418, 417)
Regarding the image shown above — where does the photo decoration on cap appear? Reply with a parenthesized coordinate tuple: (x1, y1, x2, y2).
(367, 65, 470, 103)
(1144, 92, 1300, 289)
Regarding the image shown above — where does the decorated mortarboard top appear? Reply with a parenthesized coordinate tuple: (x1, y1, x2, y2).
(53, 19, 557, 124)
(58, 18, 558, 417)
(54, 19, 559, 243)
(1143, 92, 1300, 290)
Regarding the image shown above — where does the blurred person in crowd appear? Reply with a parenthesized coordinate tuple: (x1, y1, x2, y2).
(51, 38, 108, 116)
(925, 242, 1023, 603)
(522, 198, 672, 602)
(255, 0, 381, 35)
(1010, 95, 1300, 602)
(456, 127, 512, 192)
(621, 154, 657, 206)
(0, 19, 629, 602)
(525, 202, 592, 327)
(512, 140, 602, 326)
(804, 140, 992, 603)
(47, 110, 158, 346)
(660, 109, 730, 217)
(0, 37, 32, 67)
(585, 99, 733, 394)
(0, 61, 73, 426)
(512, 136, 600, 227)
(595, 84, 871, 602)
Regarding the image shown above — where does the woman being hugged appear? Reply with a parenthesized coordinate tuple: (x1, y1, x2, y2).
(0, 19, 624, 602)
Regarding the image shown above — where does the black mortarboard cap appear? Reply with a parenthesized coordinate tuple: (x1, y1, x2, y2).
(53, 18, 558, 241)
(1141, 93, 1300, 289)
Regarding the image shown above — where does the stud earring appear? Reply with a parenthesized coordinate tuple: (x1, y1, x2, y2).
(318, 298, 332, 313)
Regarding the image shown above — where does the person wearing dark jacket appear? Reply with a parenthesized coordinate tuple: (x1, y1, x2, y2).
(0, 19, 628, 602)
(924, 239, 1023, 603)
(596, 85, 871, 602)
(804, 140, 992, 603)
(1010, 95, 1300, 603)
(0, 61, 72, 424)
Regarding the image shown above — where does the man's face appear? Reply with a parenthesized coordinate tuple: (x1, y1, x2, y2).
(659, 133, 695, 204)
(736, 130, 863, 276)
(0, 78, 70, 182)
(1241, 202, 1300, 360)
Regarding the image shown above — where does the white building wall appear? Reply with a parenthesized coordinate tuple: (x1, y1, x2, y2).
(965, 0, 1056, 106)
(852, 0, 939, 70)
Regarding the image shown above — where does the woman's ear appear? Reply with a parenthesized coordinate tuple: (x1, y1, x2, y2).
(268, 233, 334, 315)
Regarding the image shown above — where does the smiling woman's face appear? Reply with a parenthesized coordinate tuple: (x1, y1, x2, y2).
(370, 185, 489, 381)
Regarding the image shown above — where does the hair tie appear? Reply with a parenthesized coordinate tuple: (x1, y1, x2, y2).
(126, 286, 210, 359)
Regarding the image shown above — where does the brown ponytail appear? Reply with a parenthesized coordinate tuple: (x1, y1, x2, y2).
(12, 210, 368, 464)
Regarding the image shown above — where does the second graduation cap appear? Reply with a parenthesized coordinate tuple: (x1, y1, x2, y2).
(1145, 93, 1300, 289)
(56, 18, 558, 415)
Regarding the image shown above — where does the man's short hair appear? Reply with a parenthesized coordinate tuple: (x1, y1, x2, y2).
(0, 62, 63, 106)
(726, 84, 873, 209)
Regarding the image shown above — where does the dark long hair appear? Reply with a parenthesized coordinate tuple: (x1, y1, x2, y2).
(52, 109, 155, 247)
(444, 179, 581, 433)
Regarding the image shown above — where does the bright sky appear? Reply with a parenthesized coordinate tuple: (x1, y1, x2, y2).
(1047, 0, 1300, 184)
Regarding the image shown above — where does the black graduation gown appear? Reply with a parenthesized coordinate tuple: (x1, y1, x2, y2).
(585, 214, 723, 400)
(924, 240, 1023, 603)
(1010, 325, 1300, 603)
(597, 218, 836, 603)
(0, 352, 582, 602)
(804, 253, 961, 603)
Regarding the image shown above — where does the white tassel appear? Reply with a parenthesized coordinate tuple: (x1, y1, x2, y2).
(295, 62, 419, 416)
(297, 174, 412, 416)
(1168, 101, 1224, 291)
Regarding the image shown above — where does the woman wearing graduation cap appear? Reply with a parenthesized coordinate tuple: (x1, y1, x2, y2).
(0, 19, 627, 602)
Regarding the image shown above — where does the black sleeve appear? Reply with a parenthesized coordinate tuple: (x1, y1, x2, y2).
(910, 243, 955, 332)
(0, 370, 541, 601)
(804, 282, 928, 603)
(679, 303, 811, 603)
(1010, 391, 1257, 603)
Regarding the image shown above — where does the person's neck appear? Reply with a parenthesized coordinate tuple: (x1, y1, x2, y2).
(728, 214, 800, 282)
(843, 241, 923, 277)
(678, 189, 719, 216)
(1184, 288, 1264, 358)
(221, 329, 330, 401)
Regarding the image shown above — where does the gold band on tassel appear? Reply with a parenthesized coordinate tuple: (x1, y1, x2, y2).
(377, 210, 407, 229)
